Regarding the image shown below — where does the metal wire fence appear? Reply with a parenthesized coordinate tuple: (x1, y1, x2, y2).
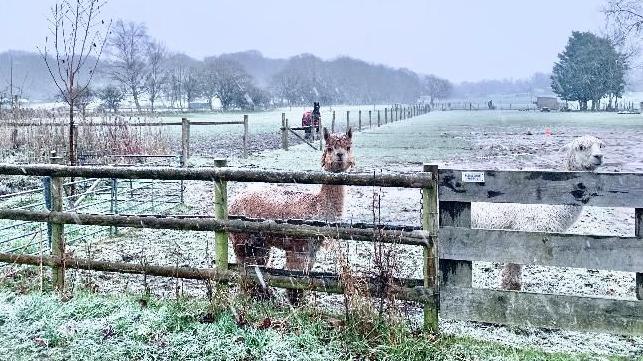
(0, 157, 183, 257)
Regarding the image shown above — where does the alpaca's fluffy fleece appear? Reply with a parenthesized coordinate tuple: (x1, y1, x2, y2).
(229, 128, 354, 303)
(471, 136, 606, 290)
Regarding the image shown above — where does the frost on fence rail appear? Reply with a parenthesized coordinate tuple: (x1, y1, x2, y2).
(0, 164, 435, 188)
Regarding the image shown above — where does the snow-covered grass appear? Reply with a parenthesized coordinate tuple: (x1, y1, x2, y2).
(0, 285, 629, 361)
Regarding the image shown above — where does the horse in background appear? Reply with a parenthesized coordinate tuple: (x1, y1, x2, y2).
(302, 102, 321, 140)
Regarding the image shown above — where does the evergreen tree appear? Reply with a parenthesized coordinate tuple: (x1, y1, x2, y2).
(551, 31, 626, 111)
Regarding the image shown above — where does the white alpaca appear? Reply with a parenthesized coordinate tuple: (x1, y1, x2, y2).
(471, 136, 606, 290)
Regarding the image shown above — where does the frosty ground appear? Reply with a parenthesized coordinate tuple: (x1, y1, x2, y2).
(4, 109, 643, 359)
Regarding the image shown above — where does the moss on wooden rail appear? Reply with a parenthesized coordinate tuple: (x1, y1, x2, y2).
(0, 252, 434, 303)
(0, 210, 430, 247)
(440, 286, 643, 336)
(0, 164, 433, 188)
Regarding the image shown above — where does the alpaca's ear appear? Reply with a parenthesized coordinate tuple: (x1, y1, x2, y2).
(559, 143, 572, 153)
(346, 127, 352, 139)
(323, 127, 330, 141)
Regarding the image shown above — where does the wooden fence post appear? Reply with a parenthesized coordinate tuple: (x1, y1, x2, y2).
(180, 117, 190, 204)
(358, 110, 362, 131)
(110, 178, 118, 236)
(49, 151, 65, 292)
(377, 110, 381, 127)
(421, 164, 439, 332)
(385, 108, 388, 123)
(318, 115, 323, 151)
(439, 201, 473, 287)
(332, 111, 336, 132)
(281, 118, 289, 151)
(395, 107, 399, 122)
(181, 118, 190, 166)
(346, 111, 350, 131)
(636, 208, 642, 300)
(368, 110, 372, 128)
(214, 159, 228, 271)
(243, 114, 249, 158)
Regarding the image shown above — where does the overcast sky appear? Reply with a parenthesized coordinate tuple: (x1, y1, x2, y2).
(0, 0, 606, 82)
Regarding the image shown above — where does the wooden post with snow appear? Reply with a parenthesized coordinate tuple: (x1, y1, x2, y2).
(332, 111, 336, 132)
(214, 159, 229, 271)
(358, 110, 362, 131)
(49, 151, 65, 292)
(281, 117, 289, 151)
(346, 111, 350, 131)
(421, 164, 439, 332)
(318, 114, 323, 151)
(377, 110, 381, 127)
(636, 208, 642, 300)
(181, 118, 190, 166)
(368, 110, 372, 128)
(385, 108, 388, 123)
(243, 114, 249, 158)
(180, 117, 191, 203)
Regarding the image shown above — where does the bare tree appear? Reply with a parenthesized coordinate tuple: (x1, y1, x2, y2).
(144, 40, 166, 112)
(183, 66, 202, 106)
(422, 75, 452, 105)
(605, 0, 643, 66)
(40, 0, 110, 165)
(108, 20, 148, 113)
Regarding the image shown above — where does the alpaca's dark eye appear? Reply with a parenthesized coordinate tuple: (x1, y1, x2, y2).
(578, 145, 585, 151)
(346, 146, 351, 151)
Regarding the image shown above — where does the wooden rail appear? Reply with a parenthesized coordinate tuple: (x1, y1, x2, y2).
(0, 252, 434, 303)
(438, 168, 643, 207)
(0, 210, 429, 247)
(0, 120, 245, 127)
(0, 164, 433, 188)
(440, 287, 643, 335)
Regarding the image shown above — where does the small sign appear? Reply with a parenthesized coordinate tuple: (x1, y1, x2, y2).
(462, 171, 485, 183)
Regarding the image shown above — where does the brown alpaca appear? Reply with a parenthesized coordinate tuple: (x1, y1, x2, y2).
(229, 127, 354, 304)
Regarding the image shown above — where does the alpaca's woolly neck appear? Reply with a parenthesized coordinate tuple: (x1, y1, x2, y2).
(315, 184, 345, 221)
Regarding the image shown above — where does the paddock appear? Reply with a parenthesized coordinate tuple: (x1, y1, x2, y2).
(0, 110, 642, 355)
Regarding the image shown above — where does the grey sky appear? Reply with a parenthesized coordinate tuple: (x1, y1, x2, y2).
(0, 0, 606, 82)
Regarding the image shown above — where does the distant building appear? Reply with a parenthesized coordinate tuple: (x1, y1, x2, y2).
(535, 97, 560, 111)
(188, 96, 221, 111)
(187, 101, 210, 111)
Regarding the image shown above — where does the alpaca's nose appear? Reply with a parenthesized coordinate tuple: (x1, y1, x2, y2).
(336, 152, 344, 160)
(594, 154, 603, 162)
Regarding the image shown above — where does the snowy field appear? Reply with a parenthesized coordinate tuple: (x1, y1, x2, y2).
(5, 109, 643, 357)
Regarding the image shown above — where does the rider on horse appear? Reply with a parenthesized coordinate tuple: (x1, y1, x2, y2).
(302, 102, 321, 140)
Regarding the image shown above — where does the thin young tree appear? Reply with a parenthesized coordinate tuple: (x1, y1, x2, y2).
(40, 0, 110, 165)
(144, 40, 166, 112)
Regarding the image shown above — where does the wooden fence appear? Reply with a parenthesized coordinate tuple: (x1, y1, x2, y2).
(437, 168, 643, 335)
(280, 104, 431, 151)
(0, 116, 250, 162)
(0, 163, 640, 335)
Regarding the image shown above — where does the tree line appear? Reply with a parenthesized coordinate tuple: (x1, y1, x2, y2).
(39, 11, 453, 114)
(94, 25, 454, 113)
